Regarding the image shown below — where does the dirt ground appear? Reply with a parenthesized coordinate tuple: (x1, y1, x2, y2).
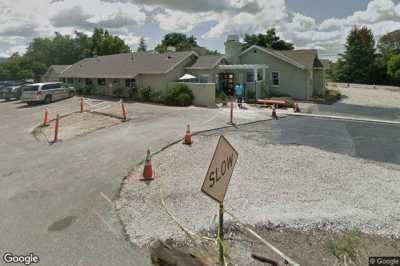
(171, 226, 400, 266)
(34, 111, 121, 142)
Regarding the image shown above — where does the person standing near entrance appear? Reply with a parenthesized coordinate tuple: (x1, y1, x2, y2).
(234, 84, 244, 108)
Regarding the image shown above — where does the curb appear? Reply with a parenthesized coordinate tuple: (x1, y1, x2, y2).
(286, 112, 400, 126)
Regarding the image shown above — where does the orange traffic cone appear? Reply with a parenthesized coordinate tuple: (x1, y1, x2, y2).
(294, 102, 301, 113)
(272, 106, 278, 120)
(42, 107, 49, 126)
(141, 149, 154, 181)
(183, 124, 193, 145)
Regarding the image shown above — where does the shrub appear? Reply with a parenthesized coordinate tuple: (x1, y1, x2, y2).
(77, 87, 85, 95)
(216, 90, 229, 105)
(151, 90, 163, 103)
(165, 84, 194, 106)
(83, 85, 95, 95)
(139, 87, 153, 102)
(246, 89, 256, 99)
(128, 87, 138, 99)
(113, 87, 124, 98)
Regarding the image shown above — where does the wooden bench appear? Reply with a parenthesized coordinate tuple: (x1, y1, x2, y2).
(256, 99, 289, 107)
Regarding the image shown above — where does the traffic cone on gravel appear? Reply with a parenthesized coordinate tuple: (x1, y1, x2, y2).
(272, 106, 278, 120)
(294, 102, 301, 113)
(141, 149, 154, 181)
(183, 124, 193, 145)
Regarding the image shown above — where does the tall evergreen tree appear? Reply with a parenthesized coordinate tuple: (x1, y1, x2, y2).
(334, 26, 376, 84)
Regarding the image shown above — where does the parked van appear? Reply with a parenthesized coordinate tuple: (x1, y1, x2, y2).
(21, 82, 75, 105)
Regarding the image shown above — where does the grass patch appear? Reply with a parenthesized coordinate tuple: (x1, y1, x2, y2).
(329, 229, 361, 262)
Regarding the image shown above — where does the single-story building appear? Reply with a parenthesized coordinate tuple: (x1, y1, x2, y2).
(42, 65, 71, 82)
(60, 51, 198, 97)
(213, 35, 326, 99)
(59, 35, 326, 102)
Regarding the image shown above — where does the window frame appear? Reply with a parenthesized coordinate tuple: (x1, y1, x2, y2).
(85, 78, 92, 85)
(246, 71, 255, 82)
(97, 78, 106, 86)
(271, 71, 280, 87)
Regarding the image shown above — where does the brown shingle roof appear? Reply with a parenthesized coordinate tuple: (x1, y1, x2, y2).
(279, 49, 319, 69)
(51, 65, 71, 74)
(185, 55, 225, 70)
(60, 51, 196, 78)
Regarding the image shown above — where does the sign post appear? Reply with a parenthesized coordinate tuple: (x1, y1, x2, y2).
(201, 135, 238, 265)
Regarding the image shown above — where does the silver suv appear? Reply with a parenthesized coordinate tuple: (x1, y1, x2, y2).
(21, 82, 75, 105)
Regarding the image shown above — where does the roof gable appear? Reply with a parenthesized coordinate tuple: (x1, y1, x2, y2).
(240, 45, 321, 70)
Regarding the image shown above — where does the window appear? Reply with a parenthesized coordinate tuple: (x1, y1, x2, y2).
(97, 78, 106, 86)
(77, 78, 81, 83)
(85, 78, 92, 85)
(272, 72, 280, 86)
(246, 71, 255, 82)
(67, 78, 73, 84)
(42, 83, 60, 90)
(125, 79, 136, 88)
(60, 78, 66, 83)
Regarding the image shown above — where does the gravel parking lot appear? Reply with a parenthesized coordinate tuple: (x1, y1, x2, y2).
(303, 83, 400, 121)
(118, 118, 400, 248)
(331, 83, 400, 108)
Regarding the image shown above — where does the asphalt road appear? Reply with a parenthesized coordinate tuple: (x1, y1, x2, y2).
(234, 116, 400, 165)
(0, 98, 267, 266)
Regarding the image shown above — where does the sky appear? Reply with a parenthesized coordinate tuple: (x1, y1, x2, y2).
(1, 0, 400, 60)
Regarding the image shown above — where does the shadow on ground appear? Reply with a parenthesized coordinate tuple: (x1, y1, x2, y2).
(235, 117, 400, 165)
(318, 102, 400, 121)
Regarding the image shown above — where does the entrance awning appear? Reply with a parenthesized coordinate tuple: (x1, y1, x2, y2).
(217, 64, 269, 70)
(179, 74, 197, 80)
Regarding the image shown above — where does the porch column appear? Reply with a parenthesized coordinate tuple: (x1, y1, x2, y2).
(263, 67, 266, 81)
(254, 68, 259, 99)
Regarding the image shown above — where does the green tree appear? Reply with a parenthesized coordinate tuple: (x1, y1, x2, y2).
(333, 26, 376, 84)
(155, 33, 199, 53)
(91, 28, 130, 56)
(378, 30, 400, 59)
(137, 37, 147, 52)
(387, 53, 400, 83)
(242, 28, 294, 51)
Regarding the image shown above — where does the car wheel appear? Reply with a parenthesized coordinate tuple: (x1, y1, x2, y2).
(69, 91, 75, 98)
(44, 95, 52, 104)
(5, 98, 10, 101)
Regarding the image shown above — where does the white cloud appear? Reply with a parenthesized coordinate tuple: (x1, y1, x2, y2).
(1, 0, 400, 60)
(154, 10, 217, 32)
(100, 0, 256, 13)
